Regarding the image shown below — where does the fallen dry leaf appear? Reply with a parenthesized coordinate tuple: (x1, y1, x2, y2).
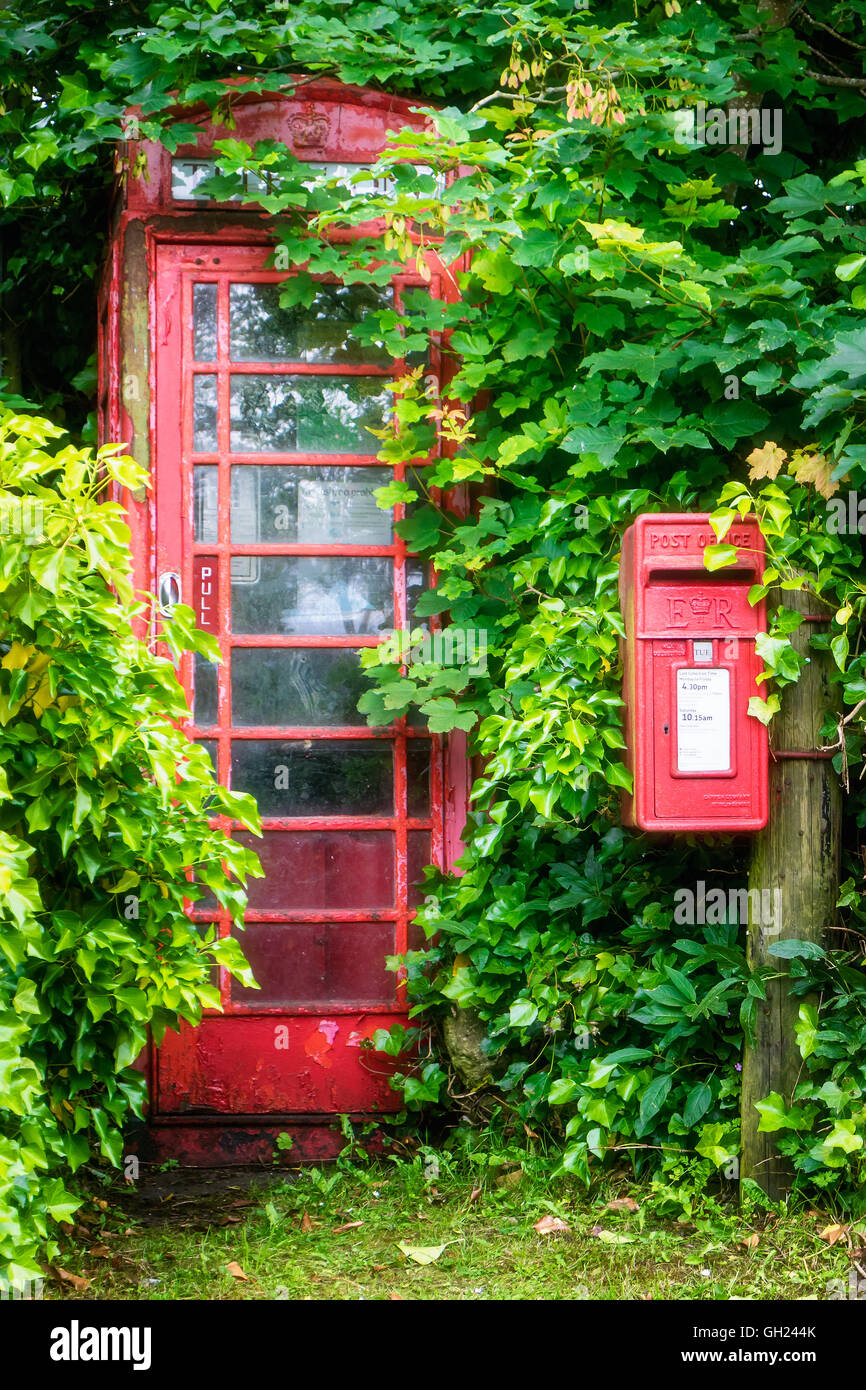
(495, 1167, 524, 1189)
(389, 1292, 404, 1300)
(88, 1245, 112, 1259)
(219, 1215, 243, 1227)
(606, 1197, 640, 1213)
(534, 1215, 572, 1236)
(819, 1223, 850, 1247)
(397, 1241, 449, 1265)
(371, 1263, 388, 1272)
(469, 1187, 483, 1204)
(740, 1234, 760, 1252)
(299, 1211, 313, 1233)
(332, 1221, 363, 1234)
(225, 1260, 251, 1281)
(590, 1226, 634, 1245)
(50, 1266, 90, 1292)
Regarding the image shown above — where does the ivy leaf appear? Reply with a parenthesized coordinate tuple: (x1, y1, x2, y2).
(509, 1000, 538, 1028)
(748, 694, 780, 725)
(755, 1092, 810, 1132)
(703, 544, 738, 571)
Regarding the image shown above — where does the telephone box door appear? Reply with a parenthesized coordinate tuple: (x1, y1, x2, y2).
(149, 241, 445, 1145)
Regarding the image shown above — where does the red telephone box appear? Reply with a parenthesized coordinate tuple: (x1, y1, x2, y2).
(98, 81, 469, 1162)
(619, 513, 768, 833)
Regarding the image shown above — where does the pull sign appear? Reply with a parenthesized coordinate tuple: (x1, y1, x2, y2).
(194, 557, 219, 634)
(676, 668, 730, 773)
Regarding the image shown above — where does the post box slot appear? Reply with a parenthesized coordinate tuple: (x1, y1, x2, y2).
(645, 568, 758, 583)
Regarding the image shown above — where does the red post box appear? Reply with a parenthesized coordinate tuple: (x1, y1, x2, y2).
(619, 513, 768, 832)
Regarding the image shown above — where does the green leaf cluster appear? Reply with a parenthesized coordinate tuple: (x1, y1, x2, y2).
(0, 410, 260, 1283)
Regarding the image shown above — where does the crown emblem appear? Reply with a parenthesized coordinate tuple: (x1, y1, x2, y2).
(689, 596, 712, 615)
(288, 110, 330, 148)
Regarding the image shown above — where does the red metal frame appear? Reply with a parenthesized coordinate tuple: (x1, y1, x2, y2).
(99, 81, 472, 1155)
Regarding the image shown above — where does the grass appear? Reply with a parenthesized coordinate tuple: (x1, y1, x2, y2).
(46, 1141, 861, 1302)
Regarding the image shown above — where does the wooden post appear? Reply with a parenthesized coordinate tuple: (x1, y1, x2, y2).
(740, 584, 841, 1198)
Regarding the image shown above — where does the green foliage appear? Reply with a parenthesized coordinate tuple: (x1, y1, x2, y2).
(0, 410, 261, 1283)
(398, 824, 752, 1186)
(761, 916, 866, 1198)
(3, 0, 866, 1210)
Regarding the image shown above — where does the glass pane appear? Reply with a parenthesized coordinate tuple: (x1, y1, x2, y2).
(403, 466, 434, 521)
(196, 738, 217, 762)
(231, 648, 369, 726)
(235, 830, 395, 908)
(193, 284, 218, 360)
(400, 289, 432, 369)
(230, 375, 391, 454)
(193, 653, 218, 726)
(171, 158, 214, 201)
(303, 163, 394, 196)
(230, 556, 392, 636)
(193, 375, 218, 451)
(231, 739, 393, 816)
(230, 466, 392, 544)
(407, 560, 427, 624)
(407, 740, 431, 817)
(230, 283, 391, 366)
(193, 466, 218, 542)
(230, 921, 396, 1006)
(407, 830, 432, 909)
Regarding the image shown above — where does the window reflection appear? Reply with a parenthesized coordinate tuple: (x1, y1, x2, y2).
(231, 648, 369, 726)
(230, 375, 391, 454)
(230, 556, 392, 635)
(231, 739, 393, 816)
(193, 284, 218, 360)
(229, 283, 392, 366)
(229, 466, 391, 544)
(193, 375, 218, 451)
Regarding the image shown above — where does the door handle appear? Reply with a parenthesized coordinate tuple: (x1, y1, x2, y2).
(158, 571, 182, 616)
